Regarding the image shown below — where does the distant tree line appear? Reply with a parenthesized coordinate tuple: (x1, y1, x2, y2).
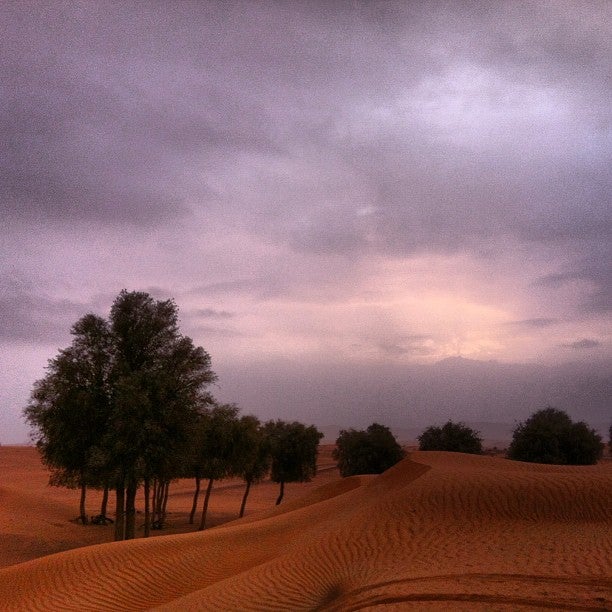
(333, 410, 604, 479)
(25, 290, 322, 540)
(414, 411, 602, 464)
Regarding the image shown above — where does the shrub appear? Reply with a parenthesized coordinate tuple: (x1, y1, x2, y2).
(508, 407, 603, 465)
(418, 421, 482, 454)
(333, 423, 405, 477)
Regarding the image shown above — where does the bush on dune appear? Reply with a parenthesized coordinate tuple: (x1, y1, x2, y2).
(508, 407, 603, 465)
(418, 421, 483, 454)
(333, 423, 405, 477)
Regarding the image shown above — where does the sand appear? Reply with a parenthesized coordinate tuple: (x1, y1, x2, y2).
(0, 446, 610, 610)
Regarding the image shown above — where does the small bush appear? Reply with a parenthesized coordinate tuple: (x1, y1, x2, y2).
(508, 407, 602, 465)
(333, 423, 405, 477)
(418, 421, 482, 454)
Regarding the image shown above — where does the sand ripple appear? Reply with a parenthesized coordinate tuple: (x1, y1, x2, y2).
(0, 452, 610, 611)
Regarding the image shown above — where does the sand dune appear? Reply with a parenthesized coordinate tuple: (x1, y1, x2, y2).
(0, 450, 610, 610)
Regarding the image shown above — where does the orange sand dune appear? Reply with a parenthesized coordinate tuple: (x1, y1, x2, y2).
(0, 451, 611, 610)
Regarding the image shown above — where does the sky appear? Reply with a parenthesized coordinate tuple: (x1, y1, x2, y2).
(1, 1, 610, 443)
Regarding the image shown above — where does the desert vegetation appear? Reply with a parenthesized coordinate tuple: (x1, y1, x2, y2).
(508, 407, 603, 465)
(333, 422, 405, 477)
(265, 420, 323, 505)
(24, 290, 323, 540)
(417, 421, 483, 454)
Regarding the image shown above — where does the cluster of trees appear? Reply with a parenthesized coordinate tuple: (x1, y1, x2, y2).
(25, 290, 322, 540)
(333, 410, 605, 478)
(414, 410, 603, 465)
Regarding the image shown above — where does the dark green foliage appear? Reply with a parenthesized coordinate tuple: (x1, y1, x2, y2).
(333, 423, 405, 477)
(418, 421, 483, 454)
(189, 405, 242, 483)
(24, 314, 114, 524)
(234, 415, 271, 517)
(107, 291, 216, 539)
(265, 420, 323, 505)
(508, 407, 603, 465)
(187, 403, 243, 530)
(24, 290, 217, 540)
(236, 415, 271, 483)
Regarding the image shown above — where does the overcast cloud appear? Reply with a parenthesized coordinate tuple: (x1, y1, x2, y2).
(1, 1, 610, 442)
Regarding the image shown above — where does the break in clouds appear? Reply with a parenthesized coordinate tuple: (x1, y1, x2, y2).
(1, 1, 610, 441)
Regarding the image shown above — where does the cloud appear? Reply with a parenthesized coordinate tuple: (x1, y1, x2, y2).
(0, 1, 611, 445)
(0, 275, 86, 344)
(533, 247, 612, 315)
(562, 338, 601, 350)
(378, 337, 436, 358)
(508, 318, 559, 328)
(193, 308, 235, 319)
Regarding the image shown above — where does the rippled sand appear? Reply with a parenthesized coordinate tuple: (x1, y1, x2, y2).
(1, 448, 610, 610)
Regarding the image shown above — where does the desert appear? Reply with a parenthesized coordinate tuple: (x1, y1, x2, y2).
(0, 444, 610, 610)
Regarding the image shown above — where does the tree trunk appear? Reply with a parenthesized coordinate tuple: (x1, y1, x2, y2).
(125, 480, 137, 540)
(114, 480, 125, 541)
(100, 485, 109, 520)
(151, 479, 158, 522)
(79, 481, 88, 524)
(143, 477, 150, 537)
(160, 480, 170, 527)
(189, 476, 201, 524)
(198, 478, 214, 531)
(275, 480, 285, 506)
(156, 480, 165, 525)
(239, 478, 252, 518)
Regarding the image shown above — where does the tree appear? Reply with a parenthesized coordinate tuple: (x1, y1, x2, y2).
(24, 314, 114, 525)
(188, 403, 243, 531)
(265, 420, 323, 505)
(418, 421, 483, 454)
(107, 290, 216, 540)
(333, 423, 405, 477)
(508, 407, 603, 465)
(235, 415, 271, 518)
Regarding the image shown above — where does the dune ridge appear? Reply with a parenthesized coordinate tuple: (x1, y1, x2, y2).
(0, 452, 610, 611)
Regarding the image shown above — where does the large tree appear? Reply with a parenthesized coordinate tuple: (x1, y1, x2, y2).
(25, 291, 216, 541)
(418, 421, 483, 454)
(334, 423, 405, 477)
(508, 407, 603, 465)
(265, 420, 323, 505)
(25, 314, 114, 525)
(107, 290, 216, 540)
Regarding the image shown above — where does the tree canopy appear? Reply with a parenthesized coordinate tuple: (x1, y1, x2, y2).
(333, 423, 405, 477)
(508, 407, 603, 465)
(265, 420, 323, 505)
(25, 290, 216, 540)
(234, 415, 271, 517)
(418, 421, 483, 454)
(25, 314, 114, 524)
